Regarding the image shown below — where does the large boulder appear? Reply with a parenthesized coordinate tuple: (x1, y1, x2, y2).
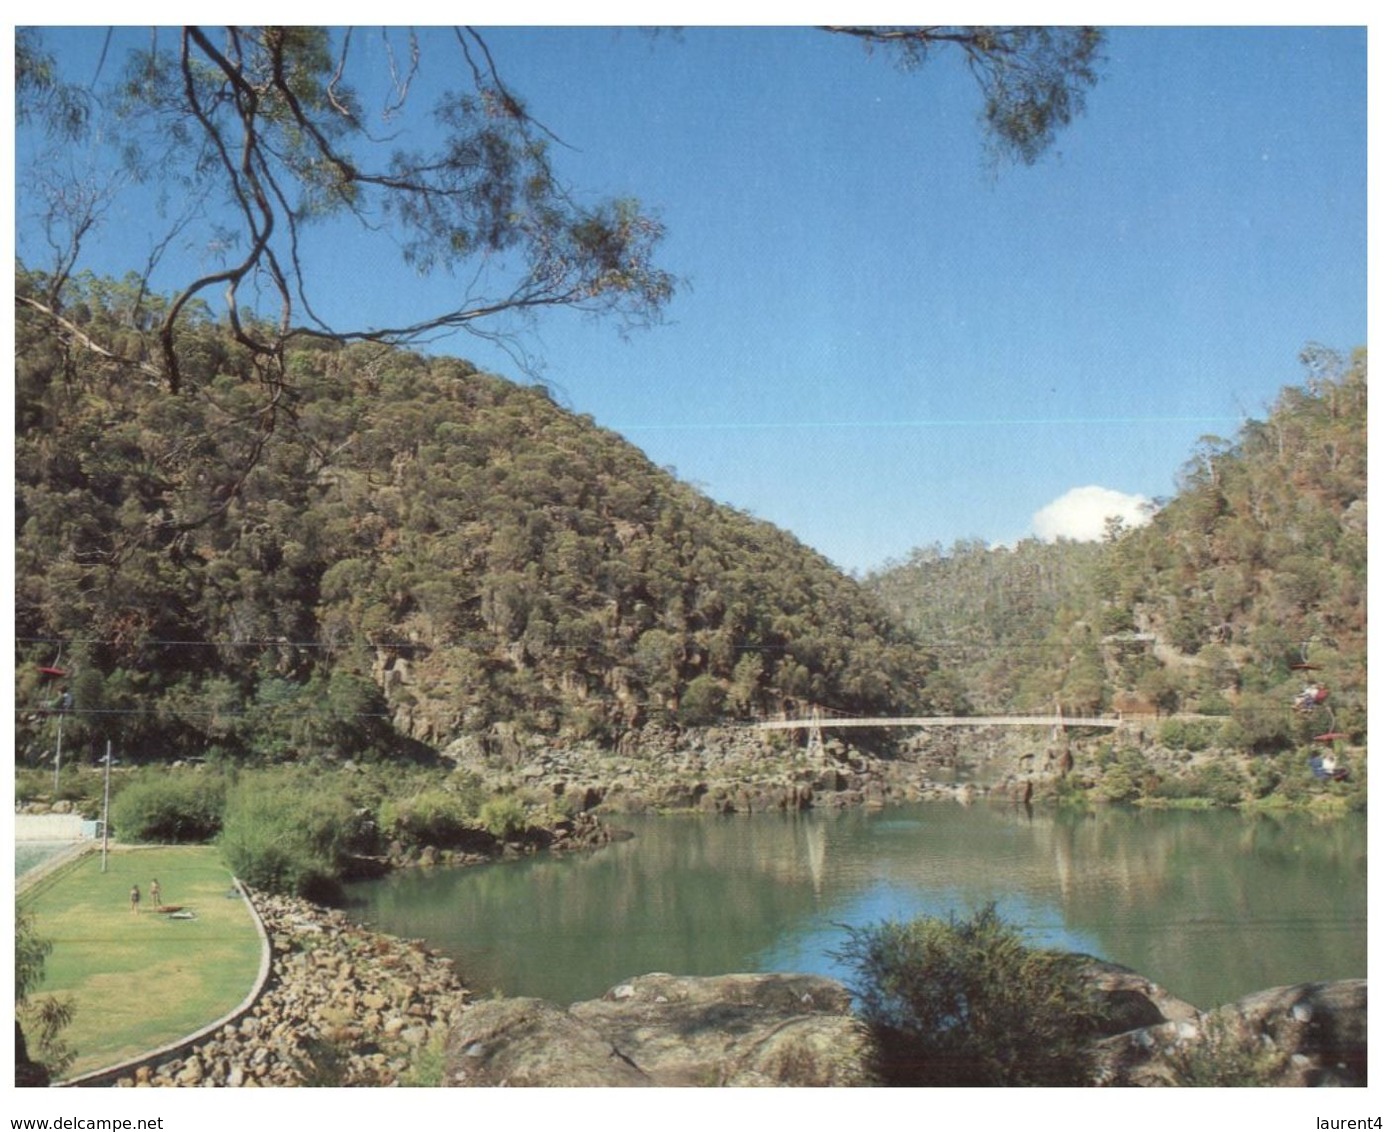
(443, 998, 651, 1087)
(1079, 958, 1200, 1036)
(1095, 979, 1366, 1087)
(444, 973, 872, 1087)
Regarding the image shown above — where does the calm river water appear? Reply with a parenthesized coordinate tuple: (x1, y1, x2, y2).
(343, 802, 1366, 1010)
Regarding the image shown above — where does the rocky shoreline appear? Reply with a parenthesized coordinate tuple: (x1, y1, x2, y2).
(375, 806, 624, 872)
(103, 891, 470, 1087)
(442, 965, 1367, 1088)
(447, 718, 1363, 819)
(445, 721, 1021, 819)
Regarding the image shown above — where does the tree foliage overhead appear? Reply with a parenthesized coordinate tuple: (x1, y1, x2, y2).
(14, 281, 953, 766)
(820, 26, 1105, 167)
(16, 25, 1105, 398)
(16, 26, 677, 394)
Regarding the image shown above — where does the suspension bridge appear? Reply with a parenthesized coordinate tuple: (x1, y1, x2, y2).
(752, 709, 1126, 732)
(751, 706, 1130, 759)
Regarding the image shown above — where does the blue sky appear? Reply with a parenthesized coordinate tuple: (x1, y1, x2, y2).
(13, 25, 1369, 574)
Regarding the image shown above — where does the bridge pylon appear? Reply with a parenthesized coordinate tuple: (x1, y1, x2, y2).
(806, 704, 825, 762)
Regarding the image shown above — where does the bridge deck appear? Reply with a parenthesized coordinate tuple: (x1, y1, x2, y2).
(752, 715, 1124, 730)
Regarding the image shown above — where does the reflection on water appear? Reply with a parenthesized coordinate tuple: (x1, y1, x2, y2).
(344, 802, 1366, 1010)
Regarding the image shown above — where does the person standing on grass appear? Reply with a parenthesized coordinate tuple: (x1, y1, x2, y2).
(150, 878, 161, 909)
(129, 884, 140, 915)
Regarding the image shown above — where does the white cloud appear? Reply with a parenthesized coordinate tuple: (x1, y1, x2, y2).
(1031, 486, 1153, 542)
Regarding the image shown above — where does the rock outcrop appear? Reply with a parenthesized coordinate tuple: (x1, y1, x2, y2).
(1079, 958, 1202, 1036)
(1095, 978, 1367, 1087)
(441, 965, 1368, 1089)
(443, 973, 872, 1087)
(442, 723, 999, 819)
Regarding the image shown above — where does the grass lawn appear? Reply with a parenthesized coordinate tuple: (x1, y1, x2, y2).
(18, 844, 264, 1079)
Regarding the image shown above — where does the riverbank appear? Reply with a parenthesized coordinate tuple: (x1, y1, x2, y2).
(442, 720, 1366, 819)
(90, 890, 469, 1087)
(31, 784, 1361, 1087)
(14, 720, 1361, 919)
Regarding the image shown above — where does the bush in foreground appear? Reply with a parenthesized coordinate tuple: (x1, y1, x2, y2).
(15, 909, 75, 1082)
(833, 905, 1103, 1086)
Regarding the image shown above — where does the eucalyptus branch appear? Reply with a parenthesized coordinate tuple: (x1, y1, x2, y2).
(15, 294, 165, 381)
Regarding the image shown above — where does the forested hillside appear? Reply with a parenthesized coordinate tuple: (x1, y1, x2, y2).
(867, 537, 1105, 714)
(15, 274, 961, 768)
(867, 347, 1367, 751)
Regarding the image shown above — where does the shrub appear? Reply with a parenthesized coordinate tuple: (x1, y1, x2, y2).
(1095, 748, 1150, 803)
(15, 765, 105, 812)
(1247, 756, 1283, 799)
(677, 675, 727, 726)
(402, 1025, 452, 1087)
(478, 794, 528, 840)
(381, 788, 474, 850)
(1193, 692, 1232, 717)
(1098, 605, 1136, 635)
(1163, 1015, 1285, 1086)
(110, 770, 226, 843)
(1270, 751, 1324, 803)
(218, 770, 373, 900)
(1158, 719, 1223, 753)
(833, 904, 1103, 1086)
(1149, 773, 1203, 802)
(1219, 693, 1294, 754)
(1191, 760, 1247, 806)
(1096, 765, 1141, 803)
(14, 768, 59, 806)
